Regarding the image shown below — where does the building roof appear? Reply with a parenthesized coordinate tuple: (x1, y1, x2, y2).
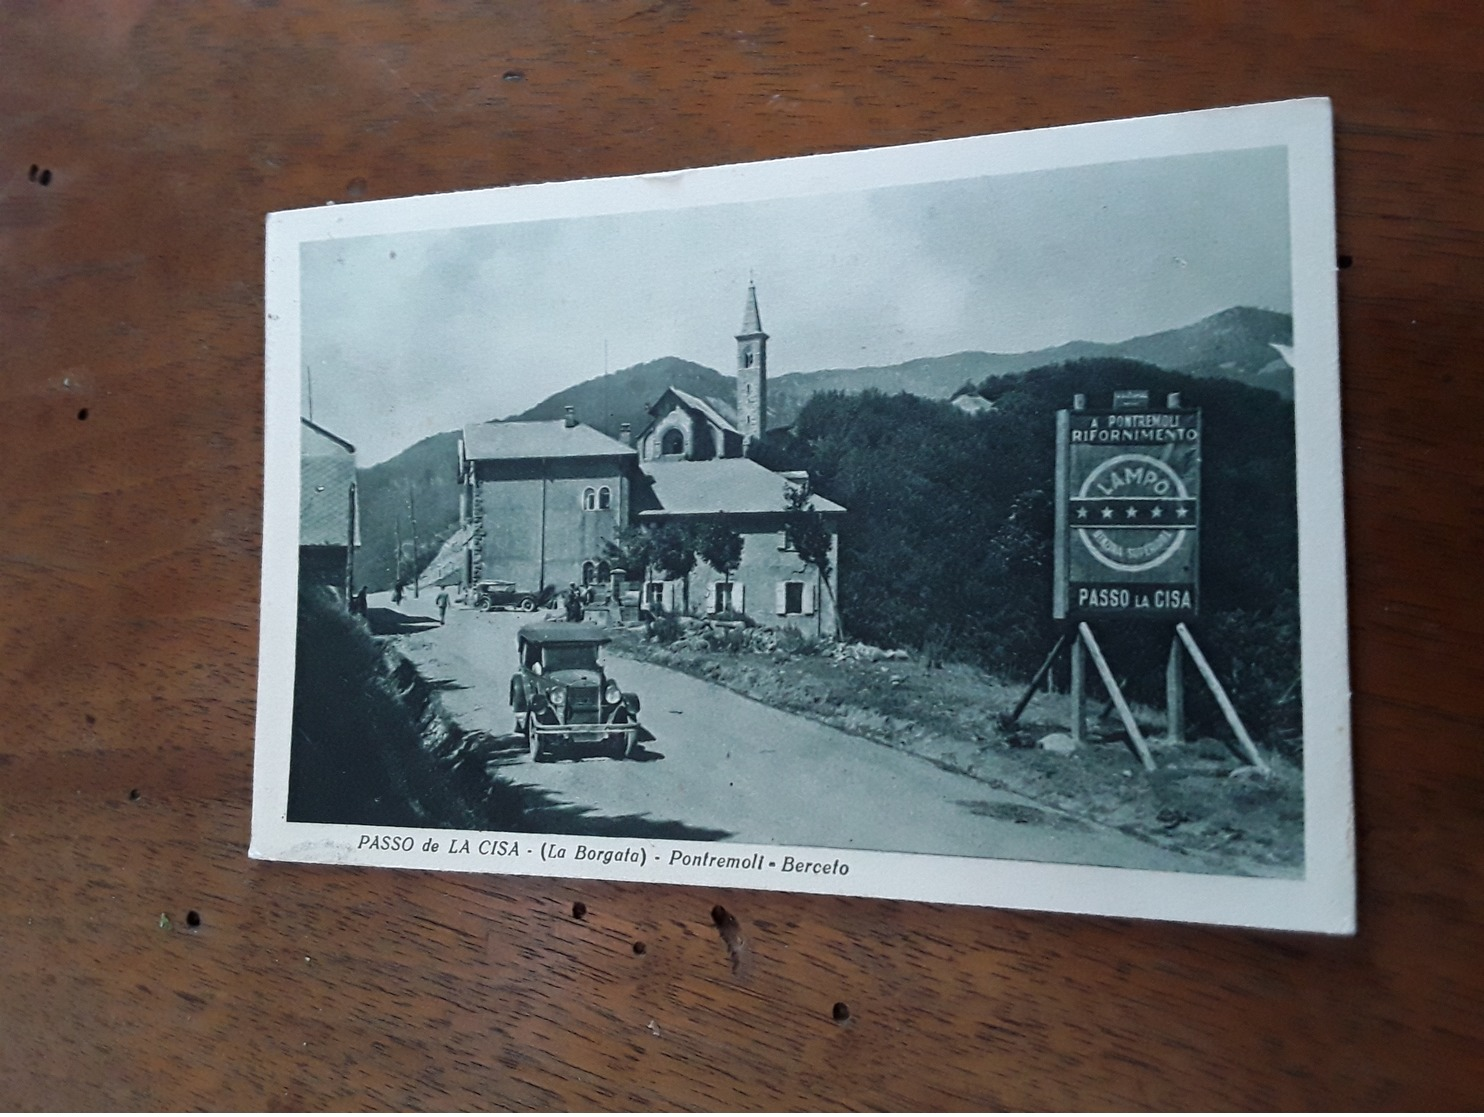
(657, 387, 740, 434)
(638, 458, 845, 517)
(300, 418, 359, 547)
(738, 282, 766, 338)
(301, 417, 356, 456)
(463, 419, 637, 462)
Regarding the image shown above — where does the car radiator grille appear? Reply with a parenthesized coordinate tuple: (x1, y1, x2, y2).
(567, 686, 600, 724)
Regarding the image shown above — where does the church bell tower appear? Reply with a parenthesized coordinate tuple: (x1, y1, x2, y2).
(736, 281, 768, 452)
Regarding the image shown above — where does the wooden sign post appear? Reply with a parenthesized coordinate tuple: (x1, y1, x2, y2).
(1010, 389, 1269, 775)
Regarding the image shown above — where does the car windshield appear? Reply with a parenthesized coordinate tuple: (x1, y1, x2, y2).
(542, 644, 600, 672)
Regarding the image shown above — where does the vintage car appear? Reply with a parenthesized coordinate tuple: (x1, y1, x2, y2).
(472, 579, 551, 612)
(509, 622, 642, 761)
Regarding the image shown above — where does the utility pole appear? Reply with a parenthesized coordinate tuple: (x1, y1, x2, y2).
(394, 512, 403, 591)
(409, 484, 420, 598)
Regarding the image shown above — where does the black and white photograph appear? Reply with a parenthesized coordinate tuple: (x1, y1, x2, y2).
(253, 98, 1352, 932)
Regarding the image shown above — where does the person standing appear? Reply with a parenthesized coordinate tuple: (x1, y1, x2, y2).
(435, 588, 449, 625)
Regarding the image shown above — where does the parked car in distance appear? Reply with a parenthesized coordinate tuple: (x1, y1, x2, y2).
(473, 579, 552, 612)
(510, 622, 642, 761)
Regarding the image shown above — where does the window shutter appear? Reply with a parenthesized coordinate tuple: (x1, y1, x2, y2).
(708, 581, 720, 614)
(801, 581, 816, 616)
(775, 582, 787, 615)
(662, 581, 677, 613)
(735, 584, 745, 614)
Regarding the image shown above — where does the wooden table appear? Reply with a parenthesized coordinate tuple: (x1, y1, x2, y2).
(2, 2, 1480, 1108)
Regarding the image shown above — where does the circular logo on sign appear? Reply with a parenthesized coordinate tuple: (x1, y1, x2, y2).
(1075, 453, 1192, 573)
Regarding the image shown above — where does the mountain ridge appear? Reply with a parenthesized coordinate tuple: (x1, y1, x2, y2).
(348, 306, 1292, 589)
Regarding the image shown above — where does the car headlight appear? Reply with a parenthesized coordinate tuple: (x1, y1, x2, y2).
(604, 680, 621, 705)
(549, 684, 567, 710)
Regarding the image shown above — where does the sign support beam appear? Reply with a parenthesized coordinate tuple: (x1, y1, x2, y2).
(1175, 623, 1271, 775)
(1166, 634, 1185, 746)
(1078, 623, 1155, 771)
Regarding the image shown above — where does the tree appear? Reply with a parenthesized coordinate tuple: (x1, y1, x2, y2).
(695, 520, 744, 611)
(601, 524, 654, 584)
(648, 521, 697, 613)
(784, 483, 841, 639)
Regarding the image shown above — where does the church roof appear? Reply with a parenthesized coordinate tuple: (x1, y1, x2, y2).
(637, 458, 845, 517)
(659, 387, 739, 434)
(462, 419, 637, 461)
(738, 282, 766, 338)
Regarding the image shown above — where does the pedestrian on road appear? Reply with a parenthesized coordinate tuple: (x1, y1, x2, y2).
(435, 589, 449, 625)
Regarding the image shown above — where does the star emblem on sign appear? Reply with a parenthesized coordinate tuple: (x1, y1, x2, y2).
(1176, 506, 1189, 518)
(1151, 505, 1163, 519)
(1076, 507, 1089, 519)
(1125, 505, 1139, 519)
(1101, 506, 1114, 519)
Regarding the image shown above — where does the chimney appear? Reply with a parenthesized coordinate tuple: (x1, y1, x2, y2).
(619, 422, 632, 445)
(564, 405, 577, 429)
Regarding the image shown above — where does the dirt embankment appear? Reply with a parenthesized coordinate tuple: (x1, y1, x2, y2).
(608, 619, 1304, 877)
(289, 586, 524, 830)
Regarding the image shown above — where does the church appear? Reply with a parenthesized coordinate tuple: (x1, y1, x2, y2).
(458, 283, 845, 635)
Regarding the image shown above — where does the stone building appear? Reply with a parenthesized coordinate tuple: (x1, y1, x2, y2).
(633, 457, 843, 636)
(458, 407, 636, 593)
(299, 418, 360, 599)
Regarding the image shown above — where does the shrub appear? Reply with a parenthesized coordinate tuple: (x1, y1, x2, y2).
(646, 610, 683, 645)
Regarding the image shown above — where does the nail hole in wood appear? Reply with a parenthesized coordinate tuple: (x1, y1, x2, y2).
(77, 408, 88, 421)
(38, 168, 51, 186)
(128, 789, 140, 801)
(1338, 254, 1353, 269)
(632, 941, 646, 955)
(571, 901, 586, 920)
(28, 164, 38, 181)
(832, 1001, 850, 1022)
(186, 910, 201, 928)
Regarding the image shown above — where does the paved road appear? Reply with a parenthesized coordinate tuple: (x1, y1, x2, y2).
(381, 594, 1193, 870)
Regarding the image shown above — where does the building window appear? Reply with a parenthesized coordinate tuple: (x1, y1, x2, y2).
(710, 582, 744, 614)
(582, 561, 596, 585)
(646, 580, 679, 613)
(582, 487, 597, 511)
(743, 350, 753, 368)
(777, 580, 814, 616)
(661, 428, 685, 456)
(598, 485, 611, 510)
(597, 560, 611, 582)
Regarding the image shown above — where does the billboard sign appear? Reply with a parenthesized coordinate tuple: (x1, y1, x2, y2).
(1054, 397, 1201, 619)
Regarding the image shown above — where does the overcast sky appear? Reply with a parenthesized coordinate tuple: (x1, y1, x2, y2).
(301, 146, 1291, 465)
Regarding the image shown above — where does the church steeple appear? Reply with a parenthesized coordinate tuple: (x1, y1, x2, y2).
(736, 282, 768, 452)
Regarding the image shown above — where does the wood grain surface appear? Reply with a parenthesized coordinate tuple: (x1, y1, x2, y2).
(2, 1, 1481, 1109)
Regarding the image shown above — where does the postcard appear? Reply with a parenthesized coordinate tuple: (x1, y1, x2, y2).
(253, 97, 1352, 933)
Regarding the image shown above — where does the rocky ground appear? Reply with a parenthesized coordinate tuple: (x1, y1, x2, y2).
(607, 616, 1305, 877)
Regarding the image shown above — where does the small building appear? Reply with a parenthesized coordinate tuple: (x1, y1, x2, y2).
(636, 281, 769, 461)
(638, 387, 744, 462)
(299, 418, 360, 599)
(459, 406, 637, 593)
(635, 457, 844, 637)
